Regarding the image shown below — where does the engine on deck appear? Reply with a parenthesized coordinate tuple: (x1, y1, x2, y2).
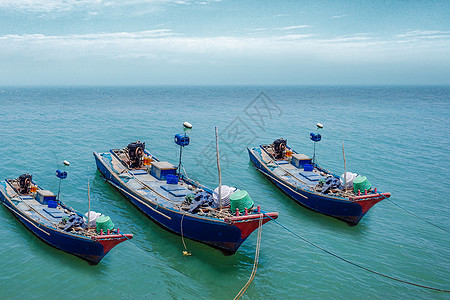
(272, 138, 287, 159)
(18, 173, 32, 194)
(127, 141, 145, 168)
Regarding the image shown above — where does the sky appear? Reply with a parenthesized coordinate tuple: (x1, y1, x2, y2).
(0, 0, 449, 86)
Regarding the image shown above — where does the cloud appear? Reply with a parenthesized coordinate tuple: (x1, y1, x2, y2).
(196, 0, 222, 4)
(330, 34, 375, 42)
(248, 28, 268, 32)
(0, 30, 176, 41)
(277, 25, 312, 30)
(0, 0, 220, 12)
(331, 14, 347, 19)
(1, 29, 449, 85)
(395, 30, 450, 39)
(275, 34, 313, 40)
(0, 0, 105, 12)
(0, 29, 449, 77)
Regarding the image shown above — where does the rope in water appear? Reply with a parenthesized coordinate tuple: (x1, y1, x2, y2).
(121, 237, 202, 284)
(234, 214, 264, 300)
(180, 213, 191, 255)
(263, 213, 450, 293)
(381, 195, 449, 233)
(308, 158, 447, 233)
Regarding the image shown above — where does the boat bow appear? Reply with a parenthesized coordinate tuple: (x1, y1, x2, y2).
(91, 233, 134, 254)
(225, 212, 279, 240)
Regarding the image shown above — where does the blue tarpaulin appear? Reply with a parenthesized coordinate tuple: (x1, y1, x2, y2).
(321, 177, 343, 194)
(63, 214, 86, 231)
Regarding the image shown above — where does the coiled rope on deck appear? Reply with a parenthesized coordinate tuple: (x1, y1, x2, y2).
(263, 213, 450, 293)
(234, 214, 264, 300)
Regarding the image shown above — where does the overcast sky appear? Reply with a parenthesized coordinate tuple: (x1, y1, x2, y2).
(0, 0, 449, 86)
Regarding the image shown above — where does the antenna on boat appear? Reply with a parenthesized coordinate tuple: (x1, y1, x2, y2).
(310, 123, 323, 165)
(56, 160, 69, 202)
(175, 122, 192, 176)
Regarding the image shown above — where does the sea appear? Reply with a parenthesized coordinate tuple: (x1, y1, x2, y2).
(0, 86, 448, 299)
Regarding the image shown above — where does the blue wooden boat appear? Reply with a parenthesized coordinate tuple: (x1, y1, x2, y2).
(0, 174, 133, 264)
(93, 141, 278, 254)
(248, 139, 390, 225)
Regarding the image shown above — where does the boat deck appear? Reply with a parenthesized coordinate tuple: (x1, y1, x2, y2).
(1, 182, 72, 228)
(18, 199, 67, 225)
(254, 147, 326, 191)
(102, 153, 194, 209)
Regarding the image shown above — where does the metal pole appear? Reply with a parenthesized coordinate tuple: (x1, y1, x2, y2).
(88, 181, 91, 230)
(177, 133, 187, 176)
(313, 142, 316, 165)
(178, 144, 183, 176)
(215, 126, 222, 210)
(57, 177, 62, 201)
(342, 141, 347, 190)
(57, 160, 70, 202)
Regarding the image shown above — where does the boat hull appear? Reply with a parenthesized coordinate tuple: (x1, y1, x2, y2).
(248, 147, 386, 225)
(94, 151, 277, 254)
(0, 189, 131, 264)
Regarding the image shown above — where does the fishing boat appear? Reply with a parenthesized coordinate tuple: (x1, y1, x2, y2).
(248, 128, 390, 225)
(93, 133, 278, 254)
(0, 173, 133, 264)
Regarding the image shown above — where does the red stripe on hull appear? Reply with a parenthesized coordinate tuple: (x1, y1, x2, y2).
(92, 234, 133, 254)
(354, 193, 390, 214)
(226, 212, 279, 240)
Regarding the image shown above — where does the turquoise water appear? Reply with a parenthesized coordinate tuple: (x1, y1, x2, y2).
(0, 86, 448, 299)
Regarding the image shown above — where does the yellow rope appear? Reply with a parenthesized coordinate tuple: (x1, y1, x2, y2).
(233, 214, 263, 300)
(181, 213, 191, 256)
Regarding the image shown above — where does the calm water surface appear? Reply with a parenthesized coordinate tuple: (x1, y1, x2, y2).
(0, 86, 448, 299)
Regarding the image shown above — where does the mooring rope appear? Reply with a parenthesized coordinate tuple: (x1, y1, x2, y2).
(307, 160, 447, 233)
(122, 238, 203, 285)
(234, 214, 264, 300)
(180, 213, 191, 256)
(263, 213, 449, 293)
(380, 194, 449, 233)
